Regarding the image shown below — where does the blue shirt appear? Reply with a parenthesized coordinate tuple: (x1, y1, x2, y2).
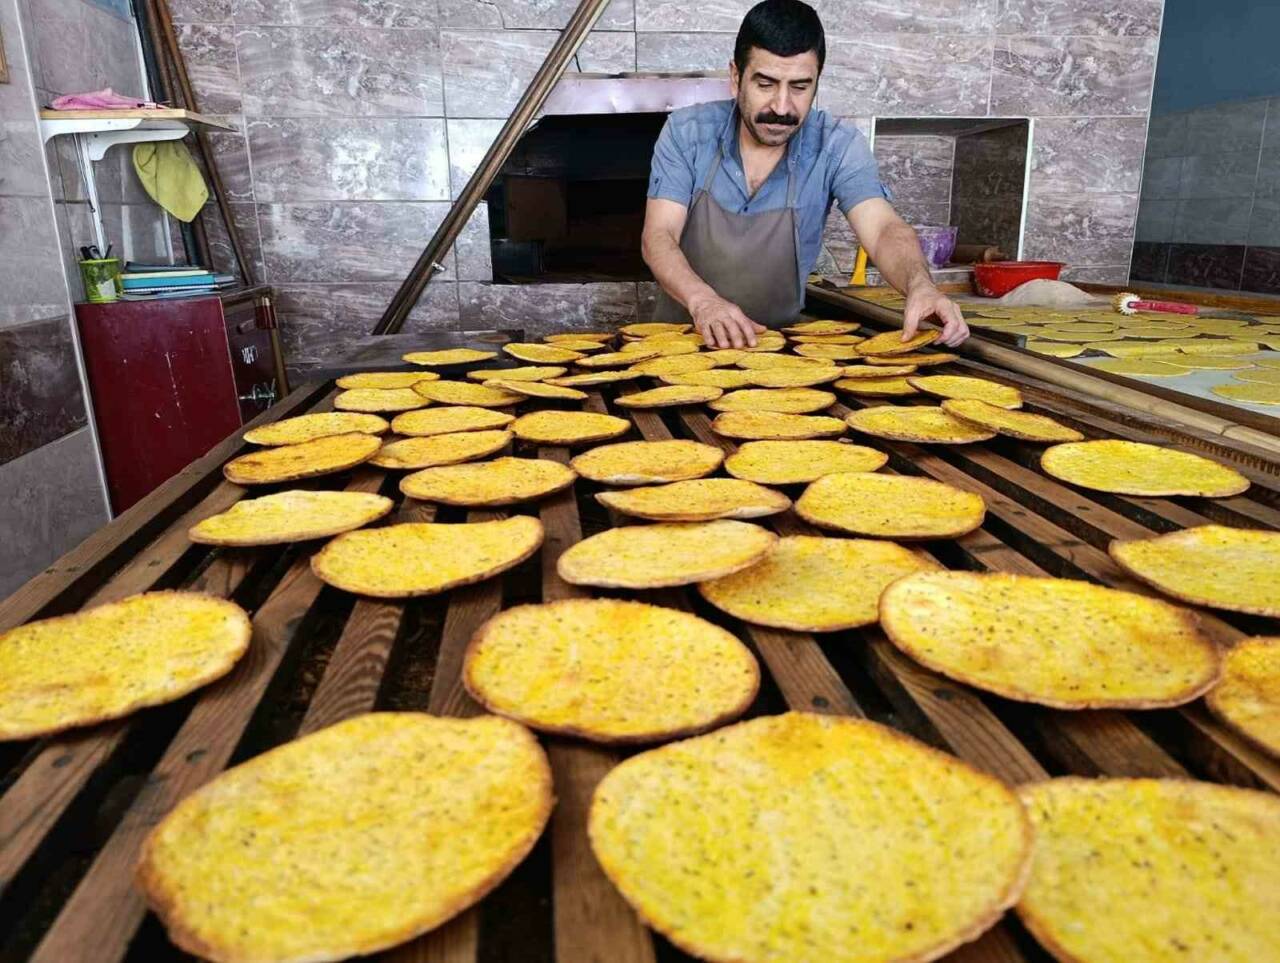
(647, 100, 889, 293)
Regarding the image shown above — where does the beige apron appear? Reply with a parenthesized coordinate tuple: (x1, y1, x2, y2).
(653, 143, 803, 327)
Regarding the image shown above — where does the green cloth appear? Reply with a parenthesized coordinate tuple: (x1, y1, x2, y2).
(132, 140, 208, 222)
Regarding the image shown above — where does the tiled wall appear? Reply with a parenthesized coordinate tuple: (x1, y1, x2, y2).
(873, 134, 954, 227)
(168, 0, 1163, 347)
(0, 0, 112, 597)
(1132, 97, 1280, 294)
(951, 123, 1026, 261)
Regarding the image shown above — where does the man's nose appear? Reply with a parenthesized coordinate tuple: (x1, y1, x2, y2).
(771, 89, 794, 117)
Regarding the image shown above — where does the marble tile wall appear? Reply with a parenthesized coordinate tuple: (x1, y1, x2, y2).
(873, 134, 954, 227)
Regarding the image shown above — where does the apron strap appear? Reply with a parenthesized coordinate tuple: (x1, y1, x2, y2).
(699, 145, 724, 197)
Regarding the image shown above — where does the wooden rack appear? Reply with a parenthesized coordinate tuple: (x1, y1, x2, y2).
(1, 342, 1278, 963)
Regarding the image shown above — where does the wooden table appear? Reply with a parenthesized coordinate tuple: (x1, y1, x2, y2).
(2, 343, 1278, 963)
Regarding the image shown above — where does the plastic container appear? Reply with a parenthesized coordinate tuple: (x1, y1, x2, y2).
(972, 260, 1064, 298)
(912, 225, 958, 268)
(79, 258, 122, 303)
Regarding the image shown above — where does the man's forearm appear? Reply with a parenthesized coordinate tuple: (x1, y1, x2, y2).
(863, 220, 935, 295)
(641, 229, 719, 312)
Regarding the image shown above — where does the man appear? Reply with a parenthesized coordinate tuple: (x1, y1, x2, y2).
(641, 0, 969, 350)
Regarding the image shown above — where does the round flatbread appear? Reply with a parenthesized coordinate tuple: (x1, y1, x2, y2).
(840, 363, 917, 378)
(391, 406, 515, 437)
(1160, 354, 1255, 369)
(711, 411, 846, 440)
(1108, 525, 1280, 617)
(510, 410, 631, 446)
(865, 351, 957, 366)
(189, 490, 394, 546)
(1040, 440, 1250, 497)
(699, 348, 749, 365)
(846, 406, 998, 444)
(1230, 367, 1280, 384)
(1207, 637, 1280, 756)
(484, 379, 587, 401)
(138, 713, 551, 963)
(1213, 382, 1280, 404)
(464, 600, 758, 743)
(1251, 355, 1280, 369)
(546, 370, 644, 387)
(699, 535, 937, 632)
(620, 339, 698, 357)
(723, 440, 888, 484)
(224, 433, 381, 484)
(0, 592, 251, 740)
(620, 322, 690, 338)
(739, 335, 787, 352)
(737, 353, 833, 370)
(467, 365, 565, 382)
(503, 343, 584, 364)
(400, 457, 576, 507)
(856, 329, 940, 356)
(788, 334, 864, 345)
(880, 571, 1220, 708)
(546, 331, 613, 343)
(571, 439, 722, 485)
(336, 371, 438, 389)
(941, 399, 1083, 443)
(1092, 341, 1178, 357)
(244, 412, 389, 446)
(403, 348, 497, 366)
(908, 375, 1023, 409)
(782, 319, 861, 335)
(577, 350, 659, 369)
(794, 342, 862, 360)
(312, 515, 544, 597)
(1169, 338, 1257, 355)
(370, 430, 512, 470)
(558, 520, 776, 588)
(629, 355, 718, 377)
(545, 339, 606, 352)
(589, 713, 1032, 963)
(661, 368, 756, 389)
(1036, 329, 1126, 343)
(334, 387, 431, 413)
(746, 366, 843, 388)
(615, 384, 723, 408)
(1016, 778, 1280, 963)
(414, 381, 524, 408)
(1090, 358, 1191, 377)
(1026, 341, 1085, 358)
(834, 376, 918, 396)
(597, 478, 790, 522)
(709, 387, 834, 414)
(797, 471, 985, 539)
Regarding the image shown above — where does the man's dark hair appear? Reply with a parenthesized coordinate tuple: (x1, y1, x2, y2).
(733, 0, 825, 74)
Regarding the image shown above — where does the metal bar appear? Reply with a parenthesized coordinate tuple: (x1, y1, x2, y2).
(372, 0, 615, 335)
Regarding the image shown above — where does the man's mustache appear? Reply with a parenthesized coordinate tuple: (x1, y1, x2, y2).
(756, 111, 799, 126)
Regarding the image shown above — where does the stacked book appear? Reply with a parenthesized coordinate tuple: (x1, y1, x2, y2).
(119, 263, 238, 300)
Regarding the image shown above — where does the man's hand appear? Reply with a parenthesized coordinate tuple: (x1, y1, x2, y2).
(903, 282, 969, 347)
(688, 292, 767, 348)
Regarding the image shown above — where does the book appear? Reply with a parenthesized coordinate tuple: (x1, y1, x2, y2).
(122, 274, 215, 290)
(123, 261, 210, 274)
(122, 269, 209, 280)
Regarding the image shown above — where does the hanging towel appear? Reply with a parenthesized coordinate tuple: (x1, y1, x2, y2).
(132, 141, 208, 222)
(50, 88, 158, 110)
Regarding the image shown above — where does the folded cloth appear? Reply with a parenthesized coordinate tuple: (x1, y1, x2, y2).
(50, 88, 158, 110)
(132, 141, 209, 222)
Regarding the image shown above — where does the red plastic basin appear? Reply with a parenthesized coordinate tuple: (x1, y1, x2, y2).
(972, 260, 1064, 298)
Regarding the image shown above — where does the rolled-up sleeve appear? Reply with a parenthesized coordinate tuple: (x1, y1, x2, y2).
(831, 129, 891, 214)
(647, 116, 696, 208)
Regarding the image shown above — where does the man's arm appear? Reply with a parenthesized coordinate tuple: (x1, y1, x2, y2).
(641, 198, 766, 348)
(846, 198, 969, 346)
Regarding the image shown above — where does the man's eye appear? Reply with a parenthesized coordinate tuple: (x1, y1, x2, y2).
(757, 81, 774, 89)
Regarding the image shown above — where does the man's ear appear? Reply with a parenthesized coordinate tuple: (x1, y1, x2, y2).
(729, 59, 740, 98)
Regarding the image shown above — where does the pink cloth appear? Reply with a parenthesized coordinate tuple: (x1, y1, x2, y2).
(50, 88, 159, 110)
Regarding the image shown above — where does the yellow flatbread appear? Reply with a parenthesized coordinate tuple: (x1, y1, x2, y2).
(840, 363, 918, 377)
(1090, 358, 1191, 377)
(881, 571, 1221, 708)
(615, 384, 722, 408)
(709, 387, 834, 414)
(746, 366, 843, 388)
(413, 381, 524, 408)
(782, 319, 861, 335)
(334, 387, 432, 413)
(1212, 382, 1280, 404)
(723, 440, 887, 484)
(1090, 341, 1178, 358)
(1034, 330, 1125, 343)
(797, 471, 985, 539)
(400, 457, 576, 507)
(466, 365, 565, 382)
(788, 334, 863, 345)
(403, 348, 497, 366)
(546, 331, 613, 343)
(224, 432, 382, 485)
(1118, 325, 1192, 338)
(391, 406, 515, 437)
(510, 410, 631, 446)
(620, 339, 698, 357)
(700, 535, 937, 632)
(465, 600, 758, 743)
(1016, 778, 1280, 963)
(737, 353, 833, 370)
(699, 348, 748, 365)
(1253, 355, 1280, 369)
(597, 478, 790, 522)
(577, 350, 659, 369)
(503, 343, 584, 364)
(557, 520, 776, 588)
(941, 399, 1083, 443)
(570, 439, 723, 485)
(589, 713, 1032, 963)
(1040, 440, 1250, 497)
(794, 342, 863, 360)
(370, 430, 513, 470)
(0, 592, 251, 741)
(660, 368, 756, 389)
(1038, 321, 1116, 334)
(865, 351, 956, 366)
(1108, 525, 1280, 617)
(546, 370, 644, 387)
(336, 371, 438, 389)
(138, 714, 551, 963)
(739, 335, 788, 352)
(846, 405, 997, 444)
(1026, 341, 1085, 358)
(544, 339, 606, 352)
(1206, 637, 1280, 756)
(484, 379, 587, 401)
(856, 329, 940, 356)
(189, 490, 394, 546)
(908, 375, 1023, 409)
(1169, 338, 1258, 355)
(312, 515, 544, 597)
(628, 355, 718, 377)
(834, 376, 918, 396)
(244, 412, 389, 447)
(1159, 354, 1254, 369)
(620, 322, 691, 338)
(712, 410, 846, 440)
(1230, 367, 1280, 384)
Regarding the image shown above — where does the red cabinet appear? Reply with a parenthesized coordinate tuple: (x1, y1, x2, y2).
(75, 287, 283, 513)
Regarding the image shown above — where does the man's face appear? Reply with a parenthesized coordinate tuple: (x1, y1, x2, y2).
(730, 47, 820, 148)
